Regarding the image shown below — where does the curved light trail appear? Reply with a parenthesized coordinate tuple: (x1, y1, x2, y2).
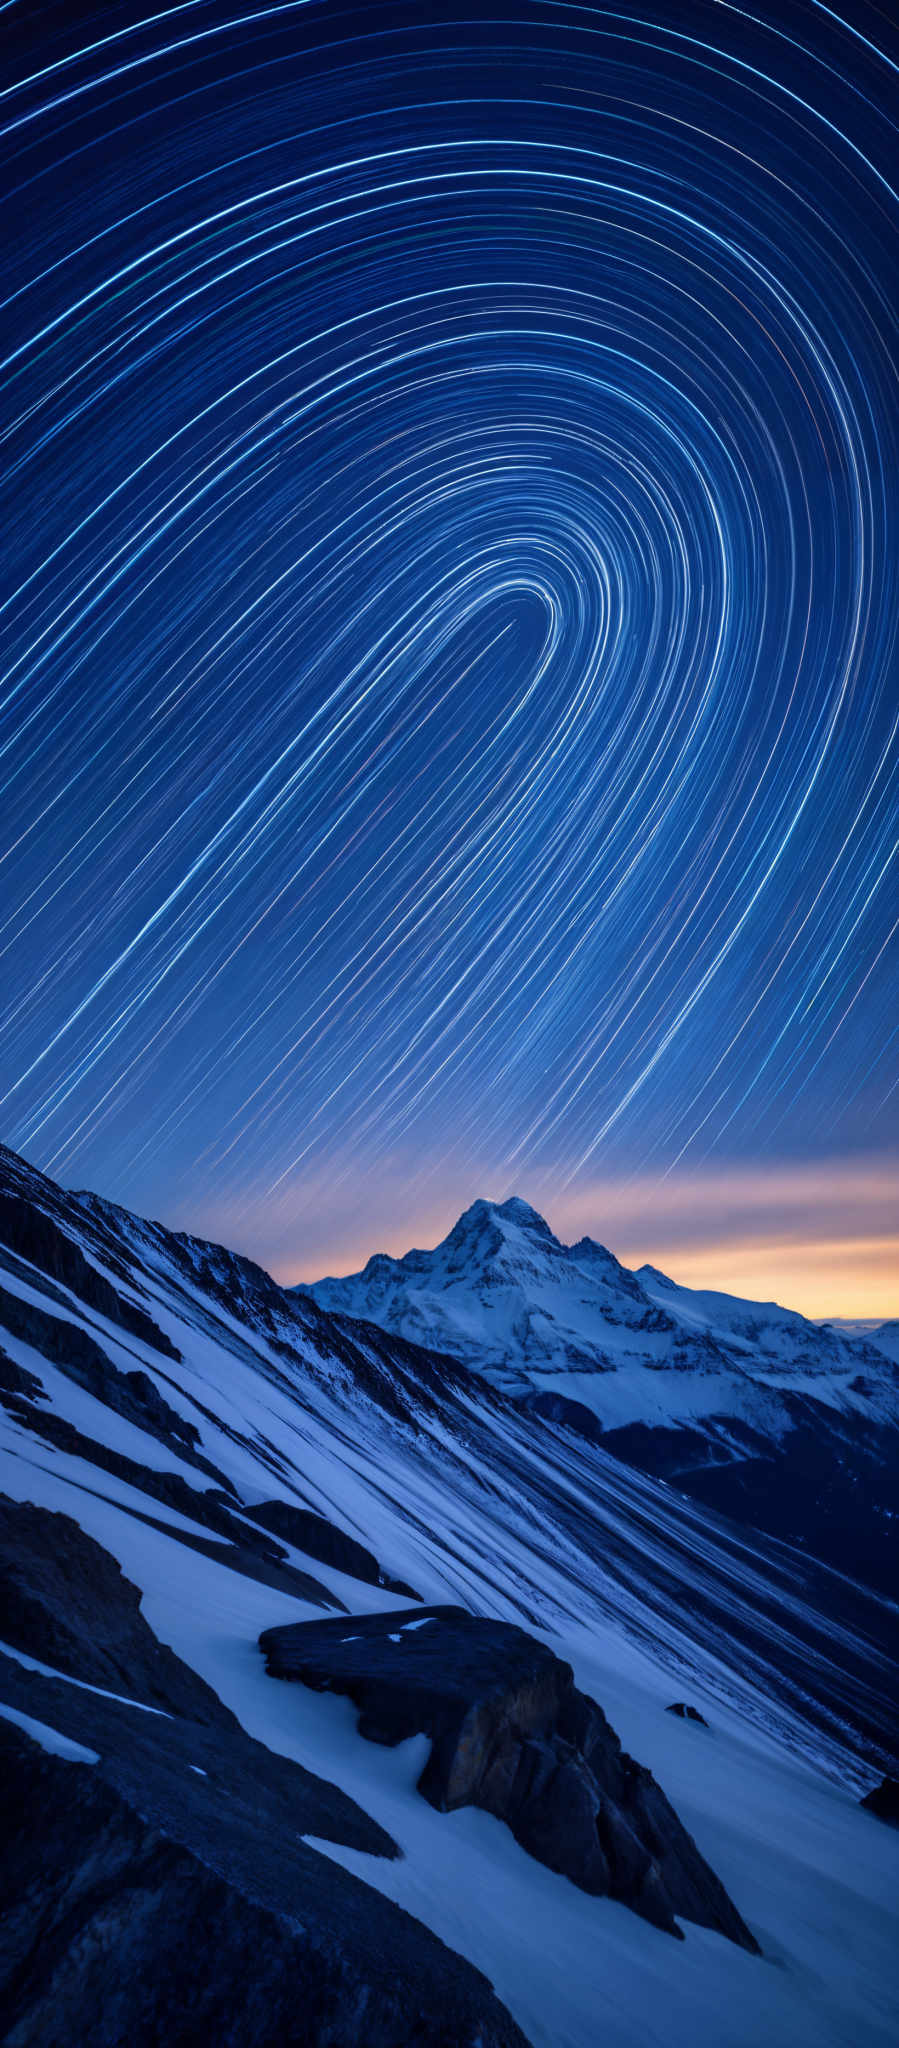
(1, 0, 896, 1256)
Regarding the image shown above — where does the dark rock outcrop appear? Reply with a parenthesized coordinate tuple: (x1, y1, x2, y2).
(0, 1281, 194, 1449)
(0, 1503, 526, 2045)
(0, 1152, 179, 1362)
(0, 1381, 336, 1604)
(243, 1498, 419, 1598)
(245, 1498, 382, 1584)
(260, 1605, 759, 1950)
(860, 1774, 899, 1824)
(0, 1496, 234, 1723)
(523, 1387, 607, 1443)
(0, 1706, 526, 2048)
(0, 1344, 46, 1405)
(666, 1702, 709, 1725)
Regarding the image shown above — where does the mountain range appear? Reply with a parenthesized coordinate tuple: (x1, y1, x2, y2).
(299, 1195, 899, 1593)
(1, 1146, 897, 2047)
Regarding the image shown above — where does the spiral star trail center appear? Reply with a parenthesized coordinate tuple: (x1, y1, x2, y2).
(1, 0, 896, 1298)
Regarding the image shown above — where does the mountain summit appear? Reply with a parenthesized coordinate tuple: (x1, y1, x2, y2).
(300, 1196, 656, 1393)
(452, 1195, 554, 1236)
(298, 1197, 899, 1592)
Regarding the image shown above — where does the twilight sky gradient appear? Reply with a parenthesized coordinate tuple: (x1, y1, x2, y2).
(2, 1, 897, 1315)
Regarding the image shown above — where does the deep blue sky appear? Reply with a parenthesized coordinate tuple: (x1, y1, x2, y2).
(2, 1, 897, 1307)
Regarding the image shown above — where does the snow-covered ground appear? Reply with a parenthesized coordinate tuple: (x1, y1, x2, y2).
(1, 1147, 898, 2045)
(3, 1439, 897, 2048)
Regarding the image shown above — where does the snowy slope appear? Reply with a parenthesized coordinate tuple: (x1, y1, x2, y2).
(818, 1317, 899, 1364)
(299, 1198, 899, 1592)
(2, 1147, 898, 2047)
(859, 1319, 899, 1366)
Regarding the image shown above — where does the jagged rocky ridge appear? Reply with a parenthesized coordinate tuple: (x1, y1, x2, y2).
(299, 1196, 899, 1594)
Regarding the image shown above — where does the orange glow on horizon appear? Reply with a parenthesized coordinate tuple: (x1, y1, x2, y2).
(267, 1154, 899, 1323)
(613, 1234, 899, 1321)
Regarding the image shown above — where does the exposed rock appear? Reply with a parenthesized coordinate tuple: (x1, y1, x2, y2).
(0, 1281, 194, 1450)
(0, 1344, 46, 1404)
(0, 1496, 234, 1723)
(245, 1497, 388, 1586)
(666, 1702, 709, 1725)
(244, 1497, 418, 1598)
(0, 1504, 393, 1857)
(524, 1388, 607, 1443)
(0, 1718, 526, 2048)
(0, 1393, 336, 1607)
(260, 1605, 759, 1950)
(0, 1153, 179, 1362)
(860, 1774, 899, 1824)
(0, 1508, 525, 2042)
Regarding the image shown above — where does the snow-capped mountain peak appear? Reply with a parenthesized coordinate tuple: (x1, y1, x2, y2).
(299, 1197, 661, 1393)
(298, 1195, 899, 1591)
(455, 1194, 555, 1236)
(636, 1262, 677, 1290)
(414, 1195, 562, 1267)
(297, 1197, 898, 1409)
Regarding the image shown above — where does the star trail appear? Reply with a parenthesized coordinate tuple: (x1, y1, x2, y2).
(1, 1, 897, 1295)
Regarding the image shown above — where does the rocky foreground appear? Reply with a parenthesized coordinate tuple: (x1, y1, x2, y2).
(0, 1503, 526, 2047)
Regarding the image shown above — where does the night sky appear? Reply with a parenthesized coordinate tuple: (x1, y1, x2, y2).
(2, 1, 897, 1310)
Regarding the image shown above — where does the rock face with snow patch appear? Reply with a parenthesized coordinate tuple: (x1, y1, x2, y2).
(260, 1605, 759, 1950)
(1, 1723, 528, 2048)
(0, 1497, 233, 1724)
(0, 1503, 528, 2048)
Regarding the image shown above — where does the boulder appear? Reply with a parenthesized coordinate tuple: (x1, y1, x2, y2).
(666, 1702, 709, 1725)
(260, 1605, 759, 1950)
(0, 1496, 232, 1723)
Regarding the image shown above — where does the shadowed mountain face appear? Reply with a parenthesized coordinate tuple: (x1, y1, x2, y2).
(1, 1144, 898, 2047)
(297, 1198, 899, 1594)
